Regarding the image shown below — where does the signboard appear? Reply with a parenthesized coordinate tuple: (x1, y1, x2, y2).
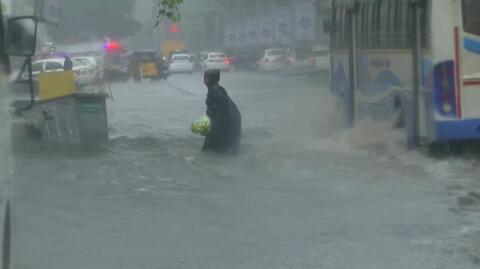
(294, 2, 316, 41)
(259, 14, 274, 46)
(35, 0, 62, 24)
(235, 21, 247, 48)
(224, 23, 236, 48)
(246, 18, 259, 47)
(39, 71, 76, 101)
(274, 8, 292, 45)
(1, 0, 12, 16)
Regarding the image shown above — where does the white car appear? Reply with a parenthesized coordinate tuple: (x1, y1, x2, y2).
(283, 48, 318, 75)
(257, 49, 285, 72)
(313, 46, 330, 72)
(169, 54, 194, 74)
(25, 58, 93, 85)
(73, 56, 103, 79)
(201, 52, 231, 71)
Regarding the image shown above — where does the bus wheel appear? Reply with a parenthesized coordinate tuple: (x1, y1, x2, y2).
(393, 99, 405, 129)
(2, 201, 11, 269)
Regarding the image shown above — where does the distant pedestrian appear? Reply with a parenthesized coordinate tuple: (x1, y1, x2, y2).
(202, 69, 241, 154)
(63, 55, 73, 71)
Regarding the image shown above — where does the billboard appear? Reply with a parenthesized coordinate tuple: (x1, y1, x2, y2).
(259, 14, 274, 46)
(224, 23, 236, 48)
(245, 18, 259, 46)
(236, 21, 247, 48)
(35, 0, 63, 25)
(274, 8, 292, 45)
(294, 1, 316, 41)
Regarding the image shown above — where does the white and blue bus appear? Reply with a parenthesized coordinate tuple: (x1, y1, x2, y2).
(329, 0, 480, 148)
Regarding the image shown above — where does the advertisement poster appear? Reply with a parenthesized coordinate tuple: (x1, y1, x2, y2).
(236, 20, 247, 48)
(274, 8, 292, 45)
(294, 1, 316, 41)
(224, 23, 236, 48)
(246, 18, 259, 46)
(259, 14, 274, 46)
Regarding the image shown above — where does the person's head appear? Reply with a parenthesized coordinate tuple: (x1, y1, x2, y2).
(64, 55, 70, 60)
(204, 69, 220, 87)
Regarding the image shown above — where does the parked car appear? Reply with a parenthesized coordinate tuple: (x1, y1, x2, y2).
(73, 56, 103, 78)
(169, 54, 194, 74)
(312, 46, 330, 72)
(234, 48, 263, 71)
(190, 54, 202, 72)
(224, 49, 237, 69)
(22, 58, 93, 85)
(201, 52, 231, 71)
(104, 53, 130, 82)
(283, 47, 317, 75)
(257, 48, 286, 72)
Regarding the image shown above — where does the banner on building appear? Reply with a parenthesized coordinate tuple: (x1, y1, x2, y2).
(274, 8, 292, 45)
(224, 23, 236, 48)
(246, 18, 259, 46)
(235, 21, 247, 48)
(259, 14, 274, 46)
(294, 1, 316, 41)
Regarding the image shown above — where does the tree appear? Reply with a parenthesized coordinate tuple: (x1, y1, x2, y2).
(49, 0, 140, 43)
(155, 0, 184, 27)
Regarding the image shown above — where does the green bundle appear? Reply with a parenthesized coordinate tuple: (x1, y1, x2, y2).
(191, 115, 212, 136)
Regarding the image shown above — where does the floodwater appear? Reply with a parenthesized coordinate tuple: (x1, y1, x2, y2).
(13, 72, 480, 269)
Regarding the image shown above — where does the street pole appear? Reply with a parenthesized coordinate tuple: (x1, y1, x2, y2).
(411, 0, 423, 147)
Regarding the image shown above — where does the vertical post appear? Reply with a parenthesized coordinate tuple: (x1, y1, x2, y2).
(411, 0, 422, 146)
(347, 6, 357, 126)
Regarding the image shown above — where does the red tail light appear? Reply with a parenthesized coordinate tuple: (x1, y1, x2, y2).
(224, 58, 230, 65)
(434, 61, 457, 117)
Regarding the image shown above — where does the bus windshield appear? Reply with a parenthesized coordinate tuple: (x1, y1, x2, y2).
(463, 0, 480, 35)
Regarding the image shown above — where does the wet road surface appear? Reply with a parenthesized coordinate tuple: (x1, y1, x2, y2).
(13, 72, 480, 269)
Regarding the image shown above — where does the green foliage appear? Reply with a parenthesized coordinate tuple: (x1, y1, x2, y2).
(154, 0, 184, 27)
(49, 0, 140, 42)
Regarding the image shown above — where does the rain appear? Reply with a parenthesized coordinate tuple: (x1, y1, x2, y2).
(1, 0, 480, 268)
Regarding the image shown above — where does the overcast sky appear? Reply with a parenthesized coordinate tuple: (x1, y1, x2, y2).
(134, 0, 155, 24)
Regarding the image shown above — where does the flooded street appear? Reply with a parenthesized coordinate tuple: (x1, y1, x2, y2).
(13, 73, 480, 269)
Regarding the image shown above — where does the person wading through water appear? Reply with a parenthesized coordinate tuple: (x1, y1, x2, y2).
(202, 69, 241, 154)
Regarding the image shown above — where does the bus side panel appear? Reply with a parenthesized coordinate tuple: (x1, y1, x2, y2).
(429, 0, 480, 141)
(352, 49, 435, 144)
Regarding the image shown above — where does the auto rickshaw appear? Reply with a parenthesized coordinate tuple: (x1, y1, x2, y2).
(131, 50, 159, 81)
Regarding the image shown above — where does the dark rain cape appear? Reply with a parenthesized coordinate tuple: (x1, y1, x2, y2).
(202, 70, 241, 154)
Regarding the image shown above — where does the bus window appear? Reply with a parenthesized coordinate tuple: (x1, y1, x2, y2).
(370, 2, 377, 47)
(420, 1, 430, 47)
(392, 0, 400, 46)
(335, 4, 343, 48)
(364, 3, 370, 48)
(355, 3, 361, 46)
(341, 4, 347, 48)
(376, 1, 382, 47)
(360, 3, 366, 47)
(462, 0, 480, 36)
(334, 4, 338, 48)
(386, 0, 393, 46)
(380, 0, 391, 47)
(406, 0, 413, 46)
(399, 0, 409, 47)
